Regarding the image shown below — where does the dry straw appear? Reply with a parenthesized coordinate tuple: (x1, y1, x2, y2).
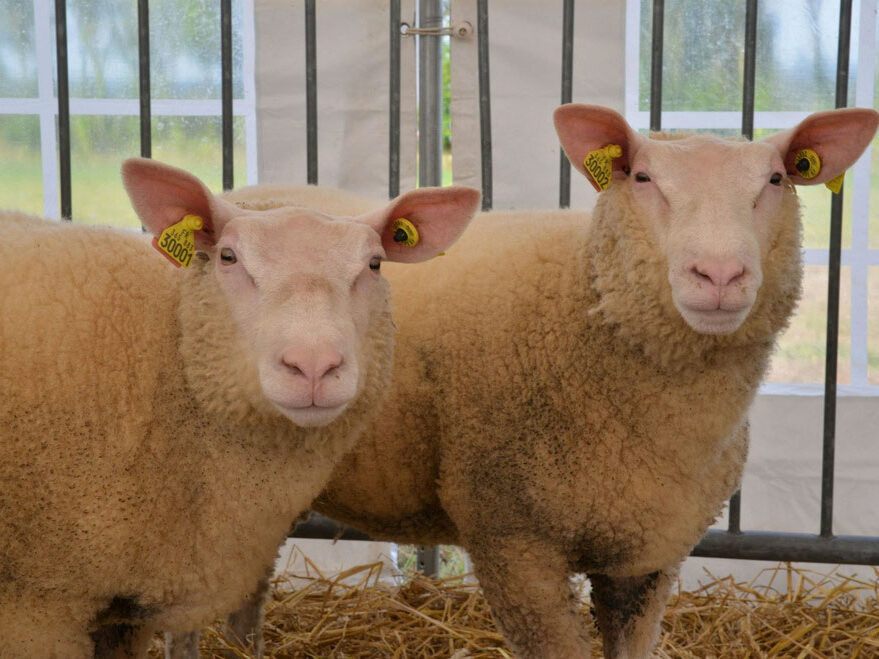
(149, 561, 879, 658)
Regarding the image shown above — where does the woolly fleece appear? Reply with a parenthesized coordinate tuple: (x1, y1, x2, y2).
(0, 213, 394, 657)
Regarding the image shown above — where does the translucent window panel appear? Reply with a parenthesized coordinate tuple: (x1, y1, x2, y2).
(766, 265, 851, 384)
(0, 115, 42, 214)
(69, 115, 140, 226)
(151, 115, 248, 194)
(64, 1, 138, 98)
(797, 179, 854, 250)
(754, 0, 855, 112)
(149, 0, 245, 100)
(870, 268, 879, 384)
(68, 115, 248, 227)
(639, 0, 855, 113)
(0, 0, 38, 97)
(638, 0, 746, 111)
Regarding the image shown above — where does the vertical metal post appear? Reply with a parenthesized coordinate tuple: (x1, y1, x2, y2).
(741, 0, 758, 141)
(415, 0, 444, 576)
(389, 0, 401, 199)
(418, 0, 442, 188)
(820, 0, 852, 539)
(221, 0, 234, 190)
(476, 0, 492, 209)
(54, 0, 71, 220)
(558, 0, 574, 209)
(726, 0, 758, 536)
(137, 0, 151, 159)
(305, 0, 318, 185)
(649, 0, 664, 132)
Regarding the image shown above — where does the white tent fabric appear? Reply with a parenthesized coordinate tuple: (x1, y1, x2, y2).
(254, 0, 417, 197)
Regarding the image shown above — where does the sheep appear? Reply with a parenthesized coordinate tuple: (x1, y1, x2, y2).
(196, 105, 878, 659)
(0, 157, 479, 659)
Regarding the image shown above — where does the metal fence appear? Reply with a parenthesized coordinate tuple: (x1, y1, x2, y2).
(46, 0, 879, 568)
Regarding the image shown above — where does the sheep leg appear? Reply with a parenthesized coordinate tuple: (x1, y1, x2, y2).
(587, 567, 677, 659)
(163, 570, 270, 659)
(91, 622, 156, 658)
(466, 538, 592, 658)
(220, 572, 271, 658)
(162, 630, 200, 659)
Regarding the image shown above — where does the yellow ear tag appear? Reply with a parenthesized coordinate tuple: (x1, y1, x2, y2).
(392, 218, 419, 247)
(152, 214, 203, 268)
(794, 148, 821, 179)
(583, 144, 623, 191)
(824, 172, 845, 194)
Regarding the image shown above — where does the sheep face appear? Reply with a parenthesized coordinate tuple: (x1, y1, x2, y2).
(555, 104, 879, 336)
(627, 136, 784, 334)
(122, 158, 480, 427)
(210, 209, 387, 426)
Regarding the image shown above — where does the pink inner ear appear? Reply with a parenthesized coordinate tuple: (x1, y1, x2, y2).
(553, 104, 638, 192)
(767, 108, 879, 186)
(359, 186, 480, 264)
(121, 158, 237, 248)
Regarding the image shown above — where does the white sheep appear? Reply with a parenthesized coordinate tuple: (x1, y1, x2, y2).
(198, 106, 878, 658)
(0, 158, 479, 658)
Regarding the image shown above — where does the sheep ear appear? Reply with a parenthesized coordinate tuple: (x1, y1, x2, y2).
(121, 158, 238, 248)
(553, 104, 645, 192)
(763, 108, 879, 186)
(357, 186, 481, 263)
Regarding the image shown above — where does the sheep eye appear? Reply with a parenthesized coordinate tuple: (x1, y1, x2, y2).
(634, 172, 651, 183)
(219, 247, 237, 265)
(770, 172, 783, 186)
(369, 256, 382, 271)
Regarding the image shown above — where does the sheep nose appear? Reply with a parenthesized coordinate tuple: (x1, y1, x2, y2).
(690, 259, 746, 288)
(281, 348, 344, 386)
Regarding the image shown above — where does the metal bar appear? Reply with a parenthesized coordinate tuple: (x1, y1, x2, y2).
(725, 0, 758, 534)
(293, 516, 879, 566)
(415, 0, 443, 575)
(292, 513, 372, 541)
(820, 0, 853, 538)
(137, 0, 151, 159)
(693, 529, 879, 565)
(54, 0, 71, 220)
(221, 0, 233, 190)
(418, 0, 442, 188)
(389, 0, 401, 199)
(476, 0, 492, 209)
(649, 0, 664, 132)
(727, 491, 742, 534)
(414, 0, 444, 576)
(304, 0, 317, 185)
(558, 0, 574, 209)
(741, 0, 757, 140)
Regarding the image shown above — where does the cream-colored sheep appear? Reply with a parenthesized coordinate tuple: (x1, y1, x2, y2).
(198, 106, 878, 659)
(0, 158, 479, 659)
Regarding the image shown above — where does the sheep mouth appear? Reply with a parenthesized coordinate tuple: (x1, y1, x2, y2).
(677, 307, 750, 335)
(271, 401, 350, 427)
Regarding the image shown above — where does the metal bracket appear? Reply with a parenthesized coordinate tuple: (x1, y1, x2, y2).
(400, 21, 473, 38)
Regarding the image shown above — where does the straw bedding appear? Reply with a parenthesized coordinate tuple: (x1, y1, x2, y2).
(148, 561, 879, 658)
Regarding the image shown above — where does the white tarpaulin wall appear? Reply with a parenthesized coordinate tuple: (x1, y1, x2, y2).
(253, 0, 879, 592)
(254, 0, 417, 197)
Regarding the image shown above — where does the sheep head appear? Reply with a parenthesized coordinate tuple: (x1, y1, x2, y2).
(122, 158, 479, 427)
(554, 105, 878, 336)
